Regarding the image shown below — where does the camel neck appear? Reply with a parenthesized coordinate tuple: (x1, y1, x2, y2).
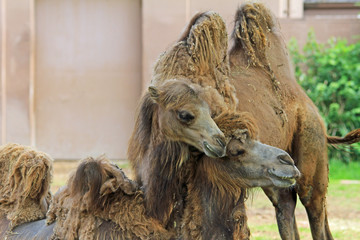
(181, 156, 248, 239)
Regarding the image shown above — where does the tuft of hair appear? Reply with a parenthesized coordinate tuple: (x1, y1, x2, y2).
(0, 143, 53, 229)
(185, 11, 229, 75)
(214, 111, 258, 140)
(143, 140, 190, 226)
(152, 12, 238, 109)
(231, 3, 276, 68)
(47, 156, 173, 240)
(230, 2, 284, 94)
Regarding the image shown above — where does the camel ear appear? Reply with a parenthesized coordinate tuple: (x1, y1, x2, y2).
(184, 11, 228, 71)
(148, 86, 160, 100)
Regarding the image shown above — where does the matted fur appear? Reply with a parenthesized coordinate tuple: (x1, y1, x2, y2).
(47, 156, 172, 240)
(0, 143, 53, 229)
(128, 11, 258, 238)
(47, 130, 292, 240)
(128, 80, 204, 226)
(152, 12, 238, 111)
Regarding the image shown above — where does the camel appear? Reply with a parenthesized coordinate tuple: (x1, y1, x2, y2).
(228, 3, 360, 239)
(0, 143, 53, 239)
(129, 5, 360, 239)
(127, 11, 256, 233)
(0, 132, 300, 239)
(127, 78, 231, 227)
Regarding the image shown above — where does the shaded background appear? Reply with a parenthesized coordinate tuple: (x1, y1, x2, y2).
(1, 0, 359, 160)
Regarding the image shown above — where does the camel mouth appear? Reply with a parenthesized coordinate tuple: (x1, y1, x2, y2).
(203, 141, 226, 158)
(268, 170, 297, 188)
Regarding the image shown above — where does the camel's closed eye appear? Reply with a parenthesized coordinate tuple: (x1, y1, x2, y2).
(177, 110, 195, 123)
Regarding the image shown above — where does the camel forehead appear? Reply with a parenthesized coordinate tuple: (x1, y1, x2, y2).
(158, 80, 210, 109)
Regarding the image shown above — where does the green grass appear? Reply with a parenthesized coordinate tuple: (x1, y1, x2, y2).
(117, 162, 130, 169)
(329, 160, 360, 180)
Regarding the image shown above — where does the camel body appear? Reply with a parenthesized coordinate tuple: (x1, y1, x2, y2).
(0, 137, 300, 239)
(229, 3, 360, 239)
(129, 4, 360, 239)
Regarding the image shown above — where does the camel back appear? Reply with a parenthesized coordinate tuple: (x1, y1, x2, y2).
(47, 156, 173, 240)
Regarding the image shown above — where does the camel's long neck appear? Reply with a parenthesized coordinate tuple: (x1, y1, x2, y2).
(142, 111, 192, 232)
(182, 157, 249, 240)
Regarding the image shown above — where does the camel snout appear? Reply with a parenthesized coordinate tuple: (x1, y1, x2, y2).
(203, 135, 226, 158)
(215, 135, 226, 149)
(277, 154, 301, 179)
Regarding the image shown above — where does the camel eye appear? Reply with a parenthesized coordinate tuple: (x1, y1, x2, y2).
(230, 149, 246, 157)
(236, 149, 246, 156)
(177, 110, 195, 123)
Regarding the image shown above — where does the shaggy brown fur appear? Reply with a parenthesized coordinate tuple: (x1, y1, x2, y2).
(229, 3, 360, 239)
(152, 11, 238, 114)
(127, 12, 259, 235)
(0, 143, 52, 231)
(46, 156, 173, 240)
(129, 6, 360, 239)
(41, 132, 298, 240)
(128, 78, 229, 230)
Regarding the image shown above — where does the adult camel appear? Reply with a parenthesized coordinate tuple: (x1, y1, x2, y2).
(229, 3, 360, 239)
(128, 4, 360, 239)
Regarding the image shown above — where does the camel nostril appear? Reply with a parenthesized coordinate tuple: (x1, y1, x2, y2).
(278, 154, 294, 166)
(215, 136, 226, 149)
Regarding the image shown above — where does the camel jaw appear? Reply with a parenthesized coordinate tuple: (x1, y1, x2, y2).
(267, 169, 297, 188)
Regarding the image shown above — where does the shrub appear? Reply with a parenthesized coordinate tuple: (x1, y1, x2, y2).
(288, 30, 360, 163)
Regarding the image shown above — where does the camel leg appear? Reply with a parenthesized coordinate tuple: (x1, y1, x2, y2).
(296, 155, 333, 240)
(293, 114, 334, 240)
(263, 187, 300, 240)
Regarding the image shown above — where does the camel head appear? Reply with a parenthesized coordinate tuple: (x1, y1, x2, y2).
(148, 80, 226, 158)
(226, 129, 300, 188)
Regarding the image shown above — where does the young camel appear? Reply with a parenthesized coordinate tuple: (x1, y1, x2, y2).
(1, 131, 300, 239)
(128, 78, 228, 227)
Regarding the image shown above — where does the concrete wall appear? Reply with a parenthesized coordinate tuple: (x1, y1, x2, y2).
(0, 0, 359, 159)
(34, 0, 142, 159)
(141, 0, 288, 88)
(0, 0, 31, 145)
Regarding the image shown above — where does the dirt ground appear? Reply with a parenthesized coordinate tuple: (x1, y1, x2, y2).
(52, 160, 360, 240)
(246, 185, 360, 239)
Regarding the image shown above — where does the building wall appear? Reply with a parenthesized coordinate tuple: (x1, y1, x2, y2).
(34, 0, 142, 159)
(0, 0, 359, 159)
(0, 0, 31, 145)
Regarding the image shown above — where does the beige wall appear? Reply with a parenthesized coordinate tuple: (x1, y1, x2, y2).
(142, 0, 287, 89)
(0, 0, 31, 145)
(0, 0, 3, 143)
(0, 0, 359, 159)
(35, 0, 142, 159)
(280, 17, 360, 50)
